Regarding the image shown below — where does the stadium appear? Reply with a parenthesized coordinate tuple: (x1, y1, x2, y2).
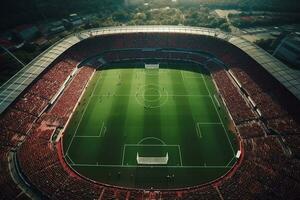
(0, 26, 300, 199)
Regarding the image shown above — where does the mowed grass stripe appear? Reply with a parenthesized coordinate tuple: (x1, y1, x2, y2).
(170, 68, 200, 166)
(142, 69, 162, 146)
(188, 69, 220, 123)
(136, 69, 168, 185)
(159, 70, 181, 145)
(123, 68, 145, 142)
(99, 69, 135, 165)
(182, 72, 208, 96)
(159, 70, 183, 167)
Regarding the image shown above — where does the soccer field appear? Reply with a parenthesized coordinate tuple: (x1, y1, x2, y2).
(62, 63, 239, 189)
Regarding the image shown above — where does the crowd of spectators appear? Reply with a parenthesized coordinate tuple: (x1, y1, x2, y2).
(0, 109, 36, 134)
(18, 128, 104, 199)
(267, 117, 300, 135)
(180, 186, 220, 200)
(0, 130, 23, 149)
(209, 63, 256, 125)
(237, 121, 266, 139)
(14, 93, 48, 117)
(218, 137, 300, 199)
(0, 151, 24, 199)
(49, 66, 94, 125)
(283, 136, 300, 158)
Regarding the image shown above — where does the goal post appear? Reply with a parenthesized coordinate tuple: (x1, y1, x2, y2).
(145, 63, 159, 69)
(136, 152, 169, 165)
(122, 144, 181, 166)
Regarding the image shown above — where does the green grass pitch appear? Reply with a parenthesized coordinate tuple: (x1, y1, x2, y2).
(62, 63, 239, 189)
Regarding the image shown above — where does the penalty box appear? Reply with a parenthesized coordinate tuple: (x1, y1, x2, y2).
(122, 144, 182, 166)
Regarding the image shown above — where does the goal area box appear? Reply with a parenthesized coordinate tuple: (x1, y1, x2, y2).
(122, 144, 182, 166)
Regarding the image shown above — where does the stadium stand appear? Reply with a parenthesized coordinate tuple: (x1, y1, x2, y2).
(283, 136, 300, 158)
(0, 151, 24, 199)
(0, 30, 299, 199)
(0, 109, 36, 134)
(49, 66, 95, 125)
(13, 93, 48, 117)
(218, 137, 300, 199)
(237, 121, 266, 139)
(16, 65, 100, 199)
(208, 62, 257, 124)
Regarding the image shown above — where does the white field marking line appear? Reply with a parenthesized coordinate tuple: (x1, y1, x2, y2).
(75, 127, 106, 138)
(65, 73, 102, 154)
(0, 57, 52, 106)
(214, 94, 221, 108)
(201, 74, 236, 156)
(195, 123, 224, 138)
(137, 137, 166, 145)
(183, 77, 203, 79)
(124, 144, 179, 147)
(195, 123, 200, 138)
(101, 127, 107, 137)
(195, 123, 202, 138)
(225, 156, 236, 167)
(75, 136, 104, 138)
(99, 122, 105, 137)
(197, 122, 223, 124)
(70, 164, 232, 168)
(93, 94, 210, 97)
(66, 154, 75, 165)
(74, 122, 105, 138)
(181, 71, 203, 79)
(178, 145, 183, 166)
(121, 145, 126, 165)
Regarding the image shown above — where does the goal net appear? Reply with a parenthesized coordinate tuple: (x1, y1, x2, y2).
(136, 152, 168, 165)
(145, 64, 159, 69)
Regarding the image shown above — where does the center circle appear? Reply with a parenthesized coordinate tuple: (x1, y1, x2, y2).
(135, 84, 168, 108)
(143, 88, 161, 102)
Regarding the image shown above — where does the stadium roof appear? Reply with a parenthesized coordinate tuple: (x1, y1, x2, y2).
(0, 25, 299, 114)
